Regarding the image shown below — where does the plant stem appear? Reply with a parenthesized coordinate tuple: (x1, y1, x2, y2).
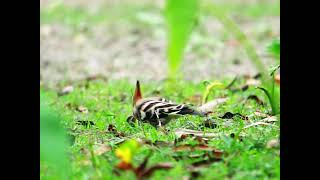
(203, 3, 270, 84)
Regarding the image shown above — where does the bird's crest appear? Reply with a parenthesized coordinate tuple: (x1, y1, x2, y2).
(133, 80, 142, 106)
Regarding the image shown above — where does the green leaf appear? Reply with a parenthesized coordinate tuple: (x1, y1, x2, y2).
(257, 85, 280, 115)
(267, 38, 280, 60)
(165, 0, 199, 79)
(40, 93, 70, 179)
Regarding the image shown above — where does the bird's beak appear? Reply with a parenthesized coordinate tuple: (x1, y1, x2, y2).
(133, 80, 142, 106)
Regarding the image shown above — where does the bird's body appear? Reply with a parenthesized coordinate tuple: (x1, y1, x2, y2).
(127, 81, 204, 128)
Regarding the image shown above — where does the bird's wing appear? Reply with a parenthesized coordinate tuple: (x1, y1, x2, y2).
(136, 99, 203, 121)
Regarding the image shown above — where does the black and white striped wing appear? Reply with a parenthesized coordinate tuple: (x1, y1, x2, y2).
(134, 98, 203, 122)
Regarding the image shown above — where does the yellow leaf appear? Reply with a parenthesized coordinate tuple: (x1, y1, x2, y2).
(115, 140, 139, 164)
(116, 148, 132, 164)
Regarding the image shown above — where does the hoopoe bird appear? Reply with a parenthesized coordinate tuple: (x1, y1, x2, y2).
(127, 81, 205, 128)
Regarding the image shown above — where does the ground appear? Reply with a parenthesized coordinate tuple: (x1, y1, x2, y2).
(40, 0, 279, 88)
(40, 0, 280, 179)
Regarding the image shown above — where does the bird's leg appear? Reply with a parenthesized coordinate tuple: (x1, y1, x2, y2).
(158, 119, 162, 127)
(155, 109, 163, 128)
(157, 119, 169, 134)
(157, 119, 168, 134)
(155, 109, 160, 119)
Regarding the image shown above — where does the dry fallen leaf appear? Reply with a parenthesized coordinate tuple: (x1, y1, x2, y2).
(266, 139, 280, 149)
(107, 124, 125, 137)
(175, 134, 210, 145)
(58, 85, 74, 96)
(79, 143, 111, 157)
(175, 129, 218, 139)
(246, 79, 261, 86)
(173, 144, 222, 153)
(93, 143, 111, 155)
(136, 138, 173, 147)
(77, 106, 89, 113)
(253, 111, 270, 118)
(116, 152, 173, 180)
(247, 95, 264, 105)
(137, 162, 173, 179)
(116, 161, 133, 170)
(220, 112, 248, 120)
(197, 98, 228, 114)
(244, 122, 277, 129)
(261, 116, 278, 122)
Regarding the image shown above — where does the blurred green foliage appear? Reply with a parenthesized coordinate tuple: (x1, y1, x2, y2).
(41, 1, 279, 26)
(40, 92, 70, 179)
(40, 2, 99, 27)
(40, 1, 157, 28)
(267, 38, 280, 60)
(165, 0, 199, 80)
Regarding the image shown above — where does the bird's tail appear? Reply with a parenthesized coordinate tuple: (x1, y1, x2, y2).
(191, 109, 207, 117)
(174, 105, 206, 117)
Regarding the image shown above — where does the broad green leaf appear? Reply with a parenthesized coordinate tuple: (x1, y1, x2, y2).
(165, 0, 199, 79)
(40, 93, 70, 179)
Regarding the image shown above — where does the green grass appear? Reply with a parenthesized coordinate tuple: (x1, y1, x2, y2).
(40, 79, 279, 179)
